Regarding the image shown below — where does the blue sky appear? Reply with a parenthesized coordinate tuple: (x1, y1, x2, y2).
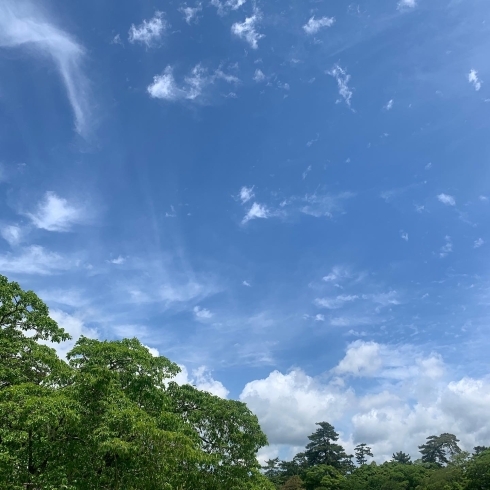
(1, 0, 490, 462)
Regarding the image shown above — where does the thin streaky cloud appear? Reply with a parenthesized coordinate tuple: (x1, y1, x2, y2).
(398, 0, 416, 9)
(327, 64, 353, 107)
(0, 224, 23, 247)
(0, 1, 91, 135)
(440, 236, 453, 258)
(0, 246, 73, 275)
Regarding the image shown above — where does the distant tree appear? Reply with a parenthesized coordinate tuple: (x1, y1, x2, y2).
(304, 422, 348, 470)
(391, 451, 412, 464)
(418, 433, 461, 467)
(263, 458, 282, 487)
(354, 443, 373, 466)
(281, 475, 305, 490)
(473, 446, 490, 455)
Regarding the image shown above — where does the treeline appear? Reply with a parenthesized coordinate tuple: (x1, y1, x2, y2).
(262, 422, 490, 489)
(0, 275, 274, 489)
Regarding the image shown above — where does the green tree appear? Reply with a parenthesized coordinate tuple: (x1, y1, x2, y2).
(354, 443, 373, 466)
(392, 452, 412, 464)
(465, 449, 490, 490)
(304, 464, 344, 490)
(419, 434, 461, 467)
(281, 475, 305, 490)
(0, 275, 272, 490)
(304, 422, 348, 470)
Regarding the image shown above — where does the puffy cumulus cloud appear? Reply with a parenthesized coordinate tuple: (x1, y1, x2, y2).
(242, 202, 270, 224)
(231, 12, 263, 49)
(193, 305, 213, 320)
(303, 16, 335, 35)
(46, 310, 98, 359)
(253, 69, 266, 82)
(128, 11, 167, 47)
(327, 65, 353, 107)
(0, 245, 73, 275)
(437, 193, 456, 206)
(0, 0, 91, 135)
(240, 369, 355, 446)
(334, 341, 382, 377)
(26, 191, 86, 232)
(174, 365, 229, 398)
(240, 341, 490, 461)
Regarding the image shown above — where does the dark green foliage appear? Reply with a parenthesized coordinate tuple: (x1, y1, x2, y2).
(392, 452, 412, 464)
(419, 434, 461, 467)
(354, 443, 373, 466)
(304, 422, 349, 469)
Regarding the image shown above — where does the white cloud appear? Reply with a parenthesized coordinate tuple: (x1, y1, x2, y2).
(327, 64, 353, 108)
(385, 99, 394, 110)
(109, 255, 126, 265)
(474, 238, 484, 249)
(398, 0, 417, 9)
(240, 369, 354, 446)
(437, 193, 456, 206)
(111, 34, 123, 45)
(301, 192, 354, 218)
(479, 195, 488, 202)
(0, 1, 91, 135)
(47, 310, 98, 359)
(231, 12, 263, 49)
(323, 266, 351, 283)
(253, 69, 266, 82)
(128, 11, 166, 47)
(315, 294, 359, 310)
(180, 4, 202, 24)
(468, 69, 482, 91)
(174, 365, 229, 398)
(193, 305, 213, 320)
(314, 314, 325, 322)
(148, 64, 235, 102)
(0, 245, 72, 275)
(363, 291, 400, 307)
(1, 224, 23, 246)
(242, 202, 270, 224)
(239, 186, 255, 203)
(440, 235, 453, 258)
(334, 341, 383, 377)
(211, 0, 246, 16)
(400, 231, 409, 241)
(243, 280, 251, 287)
(303, 16, 335, 35)
(240, 342, 490, 460)
(26, 191, 85, 232)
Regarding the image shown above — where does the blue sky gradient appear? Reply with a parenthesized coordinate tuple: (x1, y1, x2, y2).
(1, 0, 490, 462)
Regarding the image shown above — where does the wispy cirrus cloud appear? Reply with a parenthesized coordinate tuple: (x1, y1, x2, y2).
(128, 11, 167, 47)
(0, 0, 92, 135)
(0, 224, 23, 247)
(211, 0, 246, 16)
(180, 3, 202, 25)
(327, 64, 353, 108)
(398, 0, 417, 9)
(315, 294, 359, 310)
(0, 246, 73, 275)
(231, 11, 263, 49)
(26, 191, 86, 232)
(303, 16, 335, 35)
(440, 235, 453, 258)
